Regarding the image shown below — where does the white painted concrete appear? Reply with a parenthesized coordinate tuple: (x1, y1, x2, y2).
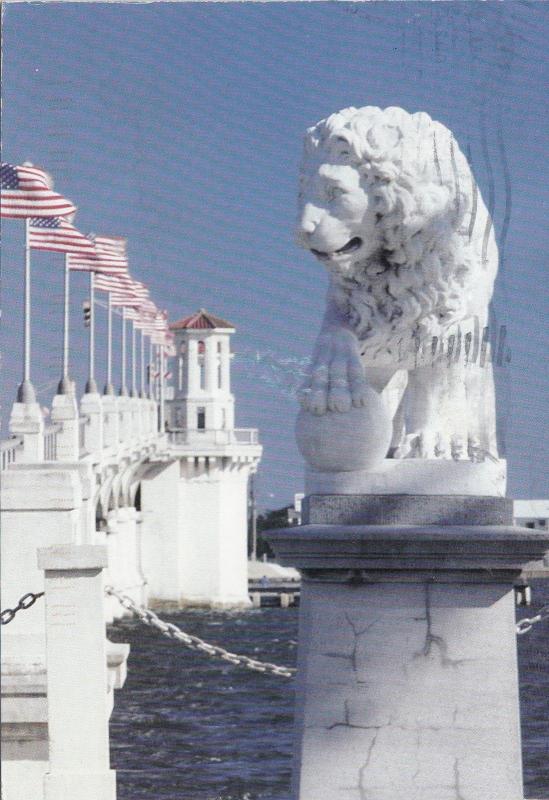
(306, 457, 507, 497)
(9, 401, 44, 462)
(50, 393, 79, 461)
(294, 579, 524, 800)
(39, 545, 116, 800)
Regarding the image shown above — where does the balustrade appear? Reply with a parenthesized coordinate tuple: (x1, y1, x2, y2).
(167, 428, 257, 446)
(0, 437, 23, 471)
(43, 423, 61, 461)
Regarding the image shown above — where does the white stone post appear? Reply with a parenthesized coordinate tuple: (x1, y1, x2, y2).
(117, 395, 132, 444)
(81, 392, 103, 456)
(268, 496, 549, 800)
(130, 396, 141, 441)
(101, 394, 119, 449)
(38, 544, 116, 800)
(9, 401, 44, 462)
(50, 392, 79, 461)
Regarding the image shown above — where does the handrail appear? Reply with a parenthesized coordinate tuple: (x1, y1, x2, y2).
(1, 436, 24, 471)
(167, 428, 258, 446)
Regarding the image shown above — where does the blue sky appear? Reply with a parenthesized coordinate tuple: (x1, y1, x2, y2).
(2, 1, 547, 507)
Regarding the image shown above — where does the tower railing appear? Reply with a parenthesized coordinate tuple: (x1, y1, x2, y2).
(167, 428, 258, 446)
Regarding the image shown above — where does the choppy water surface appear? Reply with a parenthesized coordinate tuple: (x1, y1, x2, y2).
(109, 582, 549, 799)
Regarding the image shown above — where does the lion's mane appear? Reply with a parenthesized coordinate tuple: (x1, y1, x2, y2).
(302, 106, 495, 357)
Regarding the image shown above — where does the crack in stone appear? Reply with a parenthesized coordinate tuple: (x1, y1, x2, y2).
(357, 731, 378, 800)
(327, 699, 385, 732)
(321, 612, 379, 683)
(414, 583, 474, 668)
(454, 757, 466, 800)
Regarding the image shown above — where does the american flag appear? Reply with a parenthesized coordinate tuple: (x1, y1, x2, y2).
(94, 273, 142, 307)
(1, 162, 76, 218)
(28, 216, 95, 255)
(68, 234, 128, 275)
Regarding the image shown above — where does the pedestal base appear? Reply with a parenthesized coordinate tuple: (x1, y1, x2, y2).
(267, 496, 549, 800)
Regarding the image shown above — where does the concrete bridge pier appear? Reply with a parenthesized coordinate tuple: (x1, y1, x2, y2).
(268, 494, 549, 800)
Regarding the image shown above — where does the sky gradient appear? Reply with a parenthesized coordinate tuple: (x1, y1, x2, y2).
(2, 1, 548, 507)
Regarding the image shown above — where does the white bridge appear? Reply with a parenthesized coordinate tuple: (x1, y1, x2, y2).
(1, 310, 262, 800)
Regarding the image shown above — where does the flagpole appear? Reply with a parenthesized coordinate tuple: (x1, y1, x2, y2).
(18, 218, 36, 403)
(140, 330, 145, 397)
(58, 256, 71, 395)
(85, 271, 97, 393)
(148, 339, 153, 398)
(131, 320, 137, 396)
(120, 307, 127, 396)
(105, 291, 114, 395)
(159, 344, 166, 432)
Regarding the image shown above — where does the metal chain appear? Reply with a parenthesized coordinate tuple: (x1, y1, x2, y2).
(1, 591, 45, 625)
(106, 586, 296, 678)
(516, 605, 549, 636)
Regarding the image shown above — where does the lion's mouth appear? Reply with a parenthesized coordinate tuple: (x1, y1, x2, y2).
(311, 237, 363, 260)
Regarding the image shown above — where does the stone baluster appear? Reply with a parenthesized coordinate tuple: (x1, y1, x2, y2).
(38, 544, 116, 800)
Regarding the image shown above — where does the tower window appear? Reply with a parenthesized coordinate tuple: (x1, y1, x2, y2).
(197, 407, 206, 430)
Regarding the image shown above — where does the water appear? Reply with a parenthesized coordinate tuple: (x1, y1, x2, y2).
(108, 583, 549, 799)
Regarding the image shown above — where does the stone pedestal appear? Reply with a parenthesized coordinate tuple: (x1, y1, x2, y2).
(117, 396, 132, 445)
(267, 496, 549, 800)
(50, 393, 79, 461)
(80, 393, 103, 456)
(9, 401, 44, 462)
(38, 545, 116, 800)
(101, 394, 119, 449)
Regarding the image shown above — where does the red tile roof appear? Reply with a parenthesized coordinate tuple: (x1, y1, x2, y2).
(169, 308, 235, 331)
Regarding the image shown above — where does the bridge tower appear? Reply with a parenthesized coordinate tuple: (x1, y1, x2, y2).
(140, 309, 262, 609)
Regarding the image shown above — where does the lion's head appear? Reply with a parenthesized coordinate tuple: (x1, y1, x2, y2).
(297, 106, 495, 354)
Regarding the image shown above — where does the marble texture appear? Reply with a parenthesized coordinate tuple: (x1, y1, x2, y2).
(267, 496, 549, 800)
(295, 106, 500, 490)
(294, 580, 523, 800)
(305, 457, 507, 498)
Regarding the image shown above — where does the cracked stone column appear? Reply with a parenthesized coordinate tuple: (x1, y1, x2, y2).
(268, 495, 549, 800)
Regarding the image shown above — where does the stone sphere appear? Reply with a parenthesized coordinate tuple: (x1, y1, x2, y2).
(295, 394, 393, 473)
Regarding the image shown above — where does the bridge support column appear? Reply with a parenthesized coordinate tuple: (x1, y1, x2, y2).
(105, 507, 145, 608)
(9, 401, 44, 462)
(38, 545, 116, 800)
(81, 392, 103, 456)
(50, 393, 79, 461)
(177, 458, 252, 608)
(267, 496, 549, 800)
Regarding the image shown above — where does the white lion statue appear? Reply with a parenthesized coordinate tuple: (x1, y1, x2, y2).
(297, 105, 498, 462)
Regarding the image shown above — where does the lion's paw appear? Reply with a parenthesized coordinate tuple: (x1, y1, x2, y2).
(300, 328, 366, 416)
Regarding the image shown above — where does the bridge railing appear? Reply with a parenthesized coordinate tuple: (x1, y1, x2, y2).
(1, 437, 24, 471)
(43, 423, 61, 461)
(167, 428, 258, 446)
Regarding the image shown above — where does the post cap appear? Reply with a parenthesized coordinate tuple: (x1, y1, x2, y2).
(38, 544, 108, 571)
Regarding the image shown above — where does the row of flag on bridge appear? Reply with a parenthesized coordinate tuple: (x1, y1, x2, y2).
(1, 161, 174, 351)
